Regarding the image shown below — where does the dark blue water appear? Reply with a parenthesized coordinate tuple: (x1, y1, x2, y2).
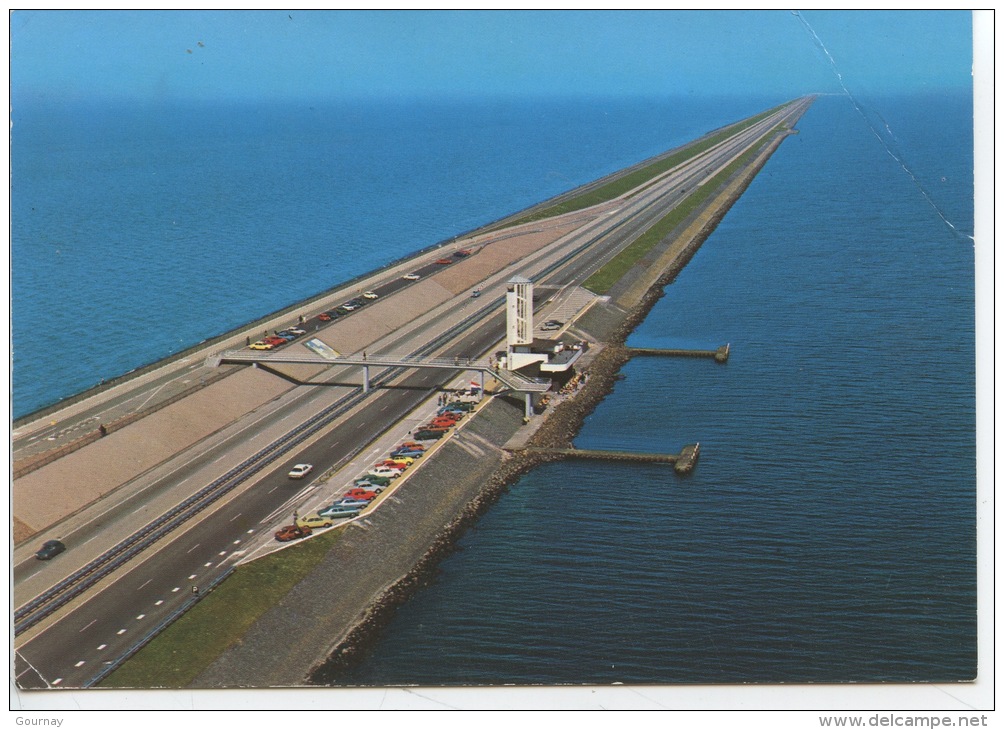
(11, 94, 778, 419)
(330, 92, 977, 684)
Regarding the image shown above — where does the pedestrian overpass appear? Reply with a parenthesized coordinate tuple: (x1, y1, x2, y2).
(208, 349, 552, 417)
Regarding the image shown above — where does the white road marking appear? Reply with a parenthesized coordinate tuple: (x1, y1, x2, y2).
(74, 661, 85, 668)
(218, 551, 227, 556)
(117, 629, 127, 635)
(136, 614, 145, 620)
(233, 540, 241, 545)
(229, 513, 242, 522)
(79, 619, 96, 633)
(172, 587, 181, 593)
(52, 679, 63, 686)
(137, 578, 153, 591)
(155, 600, 164, 606)
(97, 644, 107, 651)
(186, 543, 201, 553)
(204, 562, 212, 567)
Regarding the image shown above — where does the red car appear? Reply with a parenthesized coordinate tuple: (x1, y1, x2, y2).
(398, 442, 425, 451)
(429, 417, 460, 428)
(264, 336, 287, 346)
(435, 258, 453, 265)
(318, 312, 332, 321)
(274, 524, 312, 542)
(344, 488, 378, 501)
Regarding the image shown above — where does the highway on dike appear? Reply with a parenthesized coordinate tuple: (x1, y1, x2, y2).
(13, 98, 811, 688)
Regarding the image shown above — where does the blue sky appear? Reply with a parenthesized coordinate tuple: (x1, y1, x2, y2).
(11, 10, 975, 105)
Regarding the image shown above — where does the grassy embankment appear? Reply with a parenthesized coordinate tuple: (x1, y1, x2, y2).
(101, 528, 344, 688)
(582, 124, 785, 295)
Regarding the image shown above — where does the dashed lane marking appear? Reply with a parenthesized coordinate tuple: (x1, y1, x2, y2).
(137, 578, 153, 591)
(74, 661, 85, 667)
(172, 587, 181, 593)
(186, 543, 201, 553)
(97, 644, 107, 651)
(52, 679, 63, 686)
(188, 574, 197, 580)
(155, 600, 164, 606)
(79, 619, 96, 632)
(136, 614, 145, 620)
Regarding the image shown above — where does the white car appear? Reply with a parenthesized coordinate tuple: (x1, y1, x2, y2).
(341, 302, 359, 311)
(402, 273, 420, 281)
(287, 327, 306, 336)
(369, 466, 403, 479)
(288, 463, 314, 479)
(362, 291, 379, 299)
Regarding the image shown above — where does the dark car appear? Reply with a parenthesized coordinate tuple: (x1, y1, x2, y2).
(413, 429, 446, 440)
(35, 540, 66, 560)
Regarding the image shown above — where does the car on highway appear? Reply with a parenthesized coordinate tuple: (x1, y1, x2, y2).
(471, 290, 481, 298)
(319, 505, 362, 519)
(362, 291, 379, 300)
(541, 320, 563, 331)
(35, 539, 66, 560)
(288, 463, 314, 479)
(402, 273, 420, 281)
(274, 524, 312, 542)
(249, 341, 274, 350)
(296, 513, 334, 529)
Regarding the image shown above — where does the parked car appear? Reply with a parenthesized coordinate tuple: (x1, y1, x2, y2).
(398, 442, 426, 451)
(352, 480, 384, 491)
(287, 327, 306, 335)
(35, 539, 66, 560)
(264, 336, 287, 346)
(471, 290, 481, 298)
(379, 456, 415, 466)
(541, 321, 562, 331)
(318, 312, 332, 322)
(403, 273, 420, 281)
(275, 331, 298, 340)
(454, 249, 472, 257)
(288, 463, 313, 479)
(435, 258, 453, 265)
(296, 513, 333, 529)
(362, 291, 379, 300)
(249, 341, 274, 350)
(441, 402, 475, 412)
(274, 524, 312, 542)
(390, 449, 424, 459)
(345, 488, 379, 500)
(413, 429, 446, 441)
(369, 466, 403, 479)
(341, 301, 359, 311)
(335, 306, 351, 315)
(330, 498, 372, 509)
(319, 505, 362, 519)
(355, 474, 391, 487)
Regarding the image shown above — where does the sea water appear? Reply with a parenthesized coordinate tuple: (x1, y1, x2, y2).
(328, 92, 977, 685)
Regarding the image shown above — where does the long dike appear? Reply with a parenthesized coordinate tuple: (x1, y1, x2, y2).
(186, 99, 813, 687)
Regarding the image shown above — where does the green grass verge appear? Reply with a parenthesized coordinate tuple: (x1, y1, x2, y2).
(100, 528, 343, 689)
(497, 103, 788, 230)
(583, 129, 777, 295)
